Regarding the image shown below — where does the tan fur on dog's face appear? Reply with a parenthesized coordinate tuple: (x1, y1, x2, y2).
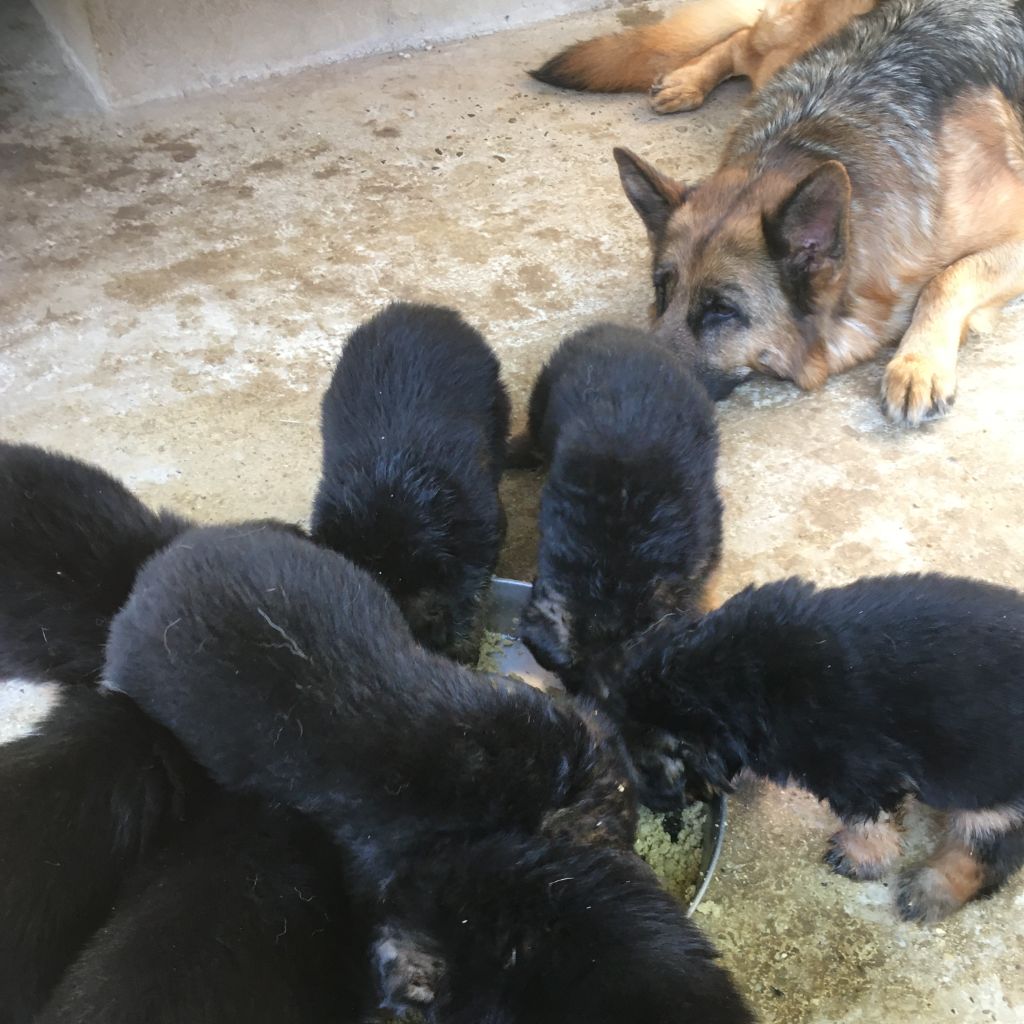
(615, 147, 851, 398)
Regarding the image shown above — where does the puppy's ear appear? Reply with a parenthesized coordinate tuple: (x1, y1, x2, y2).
(763, 160, 851, 308)
(520, 582, 574, 676)
(613, 147, 688, 237)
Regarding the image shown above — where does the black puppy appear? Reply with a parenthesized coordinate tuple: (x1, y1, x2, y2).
(0, 682, 205, 1024)
(311, 302, 510, 661)
(104, 527, 751, 1022)
(373, 834, 754, 1024)
(0, 442, 189, 685)
(605, 573, 1024, 923)
(513, 324, 722, 696)
(37, 795, 372, 1024)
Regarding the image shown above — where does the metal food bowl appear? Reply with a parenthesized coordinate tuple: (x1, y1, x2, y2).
(483, 577, 727, 915)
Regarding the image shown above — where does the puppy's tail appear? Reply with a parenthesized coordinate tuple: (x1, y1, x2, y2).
(504, 431, 543, 471)
(529, 0, 762, 93)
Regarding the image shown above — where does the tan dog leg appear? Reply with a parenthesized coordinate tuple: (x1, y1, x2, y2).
(824, 816, 903, 881)
(882, 239, 1024, 426)
(649, 28, 750, 113)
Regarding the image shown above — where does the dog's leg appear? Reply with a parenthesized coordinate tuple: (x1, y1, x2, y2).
(824, 814, 902, 881)
(649, 28, 750, 114)
(881, 239, 1024, 426)
(896, 808, 1024, 923)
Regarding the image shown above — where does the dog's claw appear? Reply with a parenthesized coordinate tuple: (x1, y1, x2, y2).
(881, 352, 957, 427)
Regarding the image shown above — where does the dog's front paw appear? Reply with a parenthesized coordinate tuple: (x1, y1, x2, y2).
(881, 352, 957, 426)
(649, 68, 707, 114)
(373, 927, 446, 1013)
(627, 728, 689, 811)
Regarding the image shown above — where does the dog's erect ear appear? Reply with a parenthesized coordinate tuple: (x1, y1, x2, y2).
(763, 160, 851, 306)
(613, 147, 688, 236)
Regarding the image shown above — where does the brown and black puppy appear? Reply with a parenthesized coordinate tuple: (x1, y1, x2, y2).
(311, 302, 510, 662)
(0, 442, 189, 685)
(513, 325, 722, 728)
(615, 0, 1024, 425)
(37, 796, 373, 1024)
(601, 573, 1024, 923)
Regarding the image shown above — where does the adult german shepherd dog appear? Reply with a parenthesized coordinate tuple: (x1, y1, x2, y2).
(610, 0, 1024, 424)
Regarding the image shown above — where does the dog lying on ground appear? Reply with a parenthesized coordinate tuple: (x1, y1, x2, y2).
(102, 525, 752, 1021)
(613, 0, 1024, 424)
(37, 796, 372, 1024)
(0, 681, 206, 1024)
(311, 302, 510, 662)
(532, 0, 875, 115)
(601, 573, 1024, 923)
(510, 325, 722, 802)
(0, 442, 189, 685)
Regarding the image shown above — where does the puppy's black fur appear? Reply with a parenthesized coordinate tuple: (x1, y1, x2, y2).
(0, 442, 189, 685)
(374, 835, 754, 1024)
(607, 573, 1024, 921)
(0, 684, 206, 1024)
(38, 795, 372, 1024)
(311, 303, 511, 661)
(515, 324, 722, 698)
(104, 525, 644, 1014)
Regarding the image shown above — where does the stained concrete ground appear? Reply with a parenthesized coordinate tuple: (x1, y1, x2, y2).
(2, 0, 1023, 1019)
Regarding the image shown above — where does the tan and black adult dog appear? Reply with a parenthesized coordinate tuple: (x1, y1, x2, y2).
(531, 0, 875, 114)
(610, 0, 1024, 424)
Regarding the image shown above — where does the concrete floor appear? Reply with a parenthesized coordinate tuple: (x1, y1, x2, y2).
(3, 0, 1023, 1020)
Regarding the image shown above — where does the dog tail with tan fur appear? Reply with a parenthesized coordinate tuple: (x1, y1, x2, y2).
(529, 0, 764, 93)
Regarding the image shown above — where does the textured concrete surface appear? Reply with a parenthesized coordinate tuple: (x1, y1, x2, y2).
(31, 0, 605, 107)
(2, 0, 1023, 1020)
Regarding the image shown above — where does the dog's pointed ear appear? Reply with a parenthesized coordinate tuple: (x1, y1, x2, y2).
(763, 160, 851, 304)
(614, 147, 688, 236)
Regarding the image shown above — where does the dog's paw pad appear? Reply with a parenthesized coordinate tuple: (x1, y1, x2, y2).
(649, 69, 707, 114)
(373, 931, 445, 1011)
(881, 352, 957, 427)
(895, 865, 965, 924)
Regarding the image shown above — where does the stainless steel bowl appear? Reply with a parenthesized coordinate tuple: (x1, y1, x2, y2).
(484, 576, 727, 915)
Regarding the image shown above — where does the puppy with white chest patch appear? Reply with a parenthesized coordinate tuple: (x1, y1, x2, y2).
(602, 572, 1024, 922)
(311, 302, 511, 662)
(511, 324, 722, 804)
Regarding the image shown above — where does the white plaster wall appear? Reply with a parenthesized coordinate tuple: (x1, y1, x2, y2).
(31, 0, 606, 107)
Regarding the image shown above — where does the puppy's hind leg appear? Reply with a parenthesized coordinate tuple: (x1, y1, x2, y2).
(896, 809, 1024, 923)
(824, 814, 902, 881)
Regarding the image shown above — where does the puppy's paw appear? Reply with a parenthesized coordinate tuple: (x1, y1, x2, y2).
(629, 729, 689, 811)
(824, 826, 897, 882)
(373, 928, 445, 1012)
(896, 852, 982, 924)
(881, 351, 957, 426)
(649, 68, 707, 114)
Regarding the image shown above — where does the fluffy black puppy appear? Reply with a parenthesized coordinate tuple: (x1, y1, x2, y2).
(606, 573, 1024, 923)
(38, 795, 372, 1024)
(0, 442, 189, 685)
(374, 834, 754, 1024)
(0, 682, 206, 1024)
(311, 302, 511, 662)
(103, 525, 640, 1015)
(513, 324, 722, 696)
